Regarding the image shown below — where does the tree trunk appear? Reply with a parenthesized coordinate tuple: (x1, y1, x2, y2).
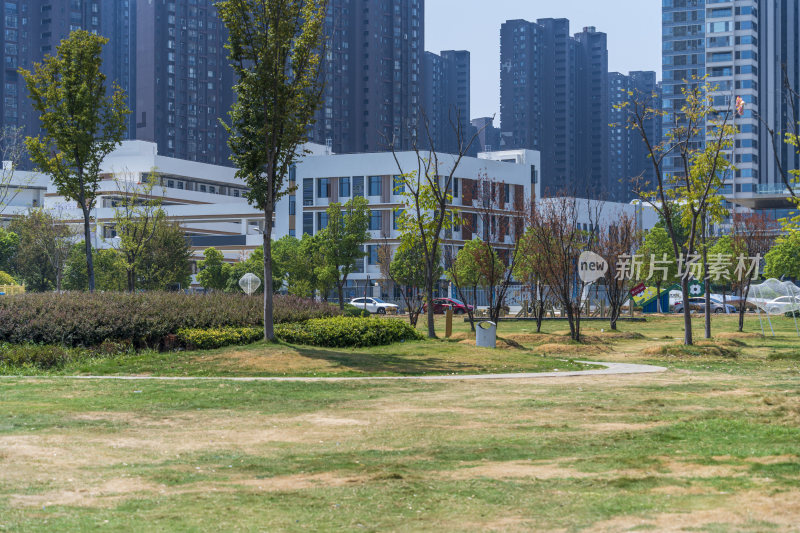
(702, 217, 711, 339)
(82, 206, 95, 293)
(263, 210, 275, 341)
(610, 297, 618, 331)
(738, 283, 750, 332)
(680, 277, 693, 345)
(337, 281, 345, 310)
(656, 281, 662, 313)
(425, 271, 436, 338)
(536, 295, 545, 333)
(565, 304, 576, 341)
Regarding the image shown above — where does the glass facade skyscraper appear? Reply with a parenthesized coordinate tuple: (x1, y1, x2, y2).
(662, 0, 798, 215)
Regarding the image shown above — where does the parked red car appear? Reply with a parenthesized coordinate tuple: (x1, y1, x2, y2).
(423, 297, 474, 315)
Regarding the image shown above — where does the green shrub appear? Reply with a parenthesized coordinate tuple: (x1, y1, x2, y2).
(342, 304, 370, 317)
(0, 292, 338, 348)
(0, 343, 79, 370)
(275, 316, 423, 348)
(177, 327, 263, 350)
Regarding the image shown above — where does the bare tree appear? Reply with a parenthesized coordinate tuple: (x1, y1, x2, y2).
(526, 193, 597, 342)
(389, 107, 486, 338)
(0, 126, 31, 215)
(595, 211, 641, 330)
(467, 174, 525, 325)
(731, 212, 778, 332)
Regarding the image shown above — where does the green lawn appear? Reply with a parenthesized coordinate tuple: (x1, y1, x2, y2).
(1, 314, 799, 531)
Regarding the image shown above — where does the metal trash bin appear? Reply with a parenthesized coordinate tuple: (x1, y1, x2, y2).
(476, 321, 497, 348)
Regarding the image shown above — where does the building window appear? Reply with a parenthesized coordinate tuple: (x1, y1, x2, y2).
(317, 211, 329, 230)
(393, 175, 404, 195)
(289, 195, 296, 215)
(302, 213, 314, 235)
(367, 245, 378, 265)
(339, 177, 350, 198)
(353, 176, 364, 197)
(199, 184, 207, 192)
(393, 209, 403, 230)
(368, 176, 382, 196)
(369, 210, 382, 231)
(317, 178, 330, 198)
(452, 178, 459, 199)
(303, 178, 313, 206)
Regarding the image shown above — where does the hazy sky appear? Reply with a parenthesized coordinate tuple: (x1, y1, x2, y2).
(425, 0, 662, 121)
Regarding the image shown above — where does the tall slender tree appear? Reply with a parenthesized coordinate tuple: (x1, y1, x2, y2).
(218, 0, 327, 340)
(20, 30, 129, 292)
(625, 79, 736, 345)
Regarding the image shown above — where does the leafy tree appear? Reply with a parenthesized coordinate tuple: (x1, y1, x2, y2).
(765, 232, 800, 280)
(0, 270, 16, 285)
(0, 227, 19, 273)
(136, 221, 192, 291)
(639, 226, 677, 313)
(111, 173, 164, 292)
(218, 0, 327, 340)
(447, 239, 483, 331)
(63, 244, 126, 292)
(196, 247, 231, 292)
(626, 78, 736, 344)
(317, 196, 371, 309)
(389, 233, 440, 327)
(272, 234, 333, 298)
(466, 238, 507, 324)
(513, 231, 549, 332)
(392, 171, 457, 338)
(9, 210, 75, 292)
(20, 30, 129, 292)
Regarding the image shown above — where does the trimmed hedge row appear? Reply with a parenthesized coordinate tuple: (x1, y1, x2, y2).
(0, 292, 337, 348)
(0, 340, 132, 370)
(275, 316, 423, 348)
(177, 326, 263, 350)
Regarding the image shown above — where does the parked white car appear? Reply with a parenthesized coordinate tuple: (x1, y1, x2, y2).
(765, 295, 800, 315)
(349, 297, 398, 315)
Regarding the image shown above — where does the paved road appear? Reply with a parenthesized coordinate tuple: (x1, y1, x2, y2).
(3, 361, 667, 382)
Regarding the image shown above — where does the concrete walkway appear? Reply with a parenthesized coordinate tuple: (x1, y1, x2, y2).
(4, 361, 667, 382)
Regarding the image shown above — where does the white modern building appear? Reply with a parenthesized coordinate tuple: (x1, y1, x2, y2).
(1, 141, 657, 292)
(276, 149, 542, 299)
(3, 141, 329, 267)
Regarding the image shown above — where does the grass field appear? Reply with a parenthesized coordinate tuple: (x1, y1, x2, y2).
(1, 314, 799, 531)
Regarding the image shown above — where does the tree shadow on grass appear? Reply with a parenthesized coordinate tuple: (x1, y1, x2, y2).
(286, 344, 489, 376)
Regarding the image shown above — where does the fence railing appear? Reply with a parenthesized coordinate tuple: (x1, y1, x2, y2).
(0, 285, 24, 295)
